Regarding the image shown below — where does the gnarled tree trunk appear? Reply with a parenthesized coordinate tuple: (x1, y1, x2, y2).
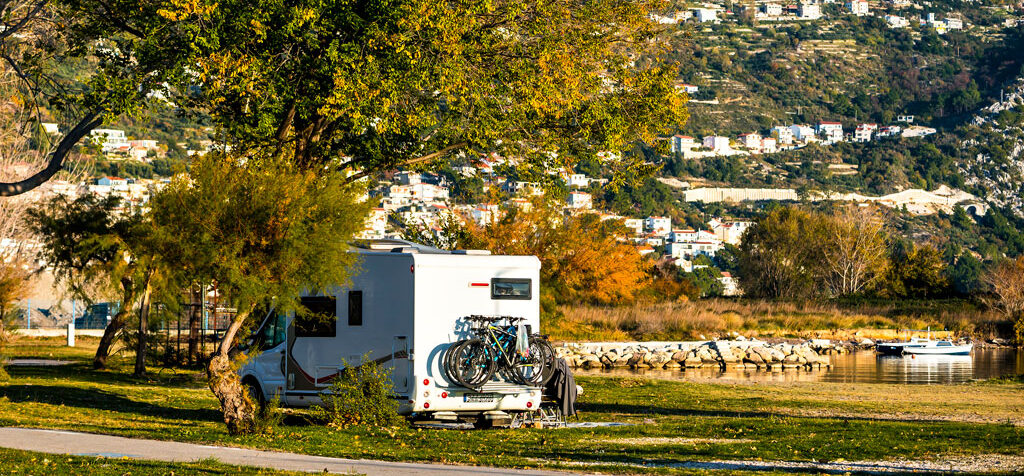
(94, 278, 136, 369)
(207, 310, 256, 435)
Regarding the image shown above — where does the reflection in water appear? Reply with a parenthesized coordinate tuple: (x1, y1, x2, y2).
(574, 348, 1023, 384)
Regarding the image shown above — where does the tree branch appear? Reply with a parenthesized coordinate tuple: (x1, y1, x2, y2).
(339, 141, 468, 184)
(0, 111, 102, 196)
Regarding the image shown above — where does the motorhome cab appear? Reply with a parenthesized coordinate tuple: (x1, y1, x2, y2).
(239, 240, 543, 424)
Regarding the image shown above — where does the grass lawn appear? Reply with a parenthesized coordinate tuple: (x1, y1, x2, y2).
(1, 338, 1023, 474)
(0, 447, 305, 475)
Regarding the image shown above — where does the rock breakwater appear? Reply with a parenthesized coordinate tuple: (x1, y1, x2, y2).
(556, 339, 850, 371)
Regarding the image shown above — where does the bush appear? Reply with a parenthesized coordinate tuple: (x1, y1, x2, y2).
(311, 356, 405, 428)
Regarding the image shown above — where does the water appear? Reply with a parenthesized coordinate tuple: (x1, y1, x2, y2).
(574, 348, 1023, 384)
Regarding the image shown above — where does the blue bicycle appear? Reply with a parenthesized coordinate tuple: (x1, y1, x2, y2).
(444, 315, 554, 389)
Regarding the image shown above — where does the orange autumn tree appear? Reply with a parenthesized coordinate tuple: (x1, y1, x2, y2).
(467, 199, 648, 306)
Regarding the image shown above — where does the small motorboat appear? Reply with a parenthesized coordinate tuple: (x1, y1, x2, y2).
(876, 337, 930, 356)
(903, 340, 973, 356)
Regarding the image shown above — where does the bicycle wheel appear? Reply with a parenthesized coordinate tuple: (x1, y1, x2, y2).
(442, 339, 468, 386)
(446, 338, 495, 388)
(513, 336, 555, 386)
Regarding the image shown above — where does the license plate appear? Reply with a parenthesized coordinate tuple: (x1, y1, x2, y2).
(463, 393, 497, 403)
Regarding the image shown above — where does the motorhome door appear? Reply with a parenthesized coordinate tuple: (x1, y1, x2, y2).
(391, 335, 410, 394)
(251, 310, 287, 400)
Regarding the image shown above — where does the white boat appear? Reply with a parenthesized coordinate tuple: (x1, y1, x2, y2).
(902, 340, 973, 356)
(876, 337, 931, 355)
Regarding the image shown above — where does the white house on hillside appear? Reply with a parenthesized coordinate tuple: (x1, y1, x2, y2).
(798, 3, 821, 19)
(566, 191, 593, 210)
(671, 135, 697, 153)
(790, 124, 816, 142)
(669, 229, 718, 243)
(710, 219, 755, 245)
(645, 216, 672, 235)
(772, 126, 794, 145)
(693, 8, 719, 22)
(738, 133, 762, 150)
(703, 136, 731, 152)
(845, 0, 868, 15)
(817, 122, 844, 144)
(854, 124, 878, 142)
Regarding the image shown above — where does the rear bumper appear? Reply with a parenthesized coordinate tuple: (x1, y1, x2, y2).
(399, 381, 543, 414)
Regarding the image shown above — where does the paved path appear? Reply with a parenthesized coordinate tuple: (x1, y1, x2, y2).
(5, 359, 74, 366)
(0, 427, 575, 475)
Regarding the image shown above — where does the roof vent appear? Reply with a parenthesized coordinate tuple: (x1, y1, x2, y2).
(450, 249, 492, 255)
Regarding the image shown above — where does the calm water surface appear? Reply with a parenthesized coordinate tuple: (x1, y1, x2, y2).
(574, 348, 1023, 384)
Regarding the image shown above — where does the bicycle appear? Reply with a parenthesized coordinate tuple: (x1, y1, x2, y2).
(444, 315, 555, 389)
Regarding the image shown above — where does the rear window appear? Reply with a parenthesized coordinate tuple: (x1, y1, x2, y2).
(491, 278, 531, 300)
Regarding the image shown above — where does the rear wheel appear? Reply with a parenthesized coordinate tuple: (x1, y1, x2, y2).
(513, 337, 555, 386)
(446, 339, 495, 388)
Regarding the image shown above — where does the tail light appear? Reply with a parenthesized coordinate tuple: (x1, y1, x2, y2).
(423, 402, 430, 409)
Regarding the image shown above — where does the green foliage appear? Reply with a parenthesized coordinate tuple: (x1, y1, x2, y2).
(738, 207, 822, 299)
(879, 241, 951, 298)
(147, 154, 369, 321)
(739, 207, 890, 299)
(310, 356, 405, 429)
(62, 0, 687, 181)
(683, 265, 724, 298)
(26, 194, 155, 311)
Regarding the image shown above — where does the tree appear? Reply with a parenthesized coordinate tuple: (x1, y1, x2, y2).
(147, 155, 368, 434)
(0, 259, 31, 380)
(27, 195, 155, 372)
(819, 207, 888, 296)
(880, 243, 950, 298)
(738, 207, 823, 299)
(983, 257, 1024, 342)
(49, 0, 687, 187)
(948, 252, 982, 296)
(467, 199, 649, 305)
(0, 0, 154, 195)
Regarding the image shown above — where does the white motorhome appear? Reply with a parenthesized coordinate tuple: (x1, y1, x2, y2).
(239, 240, 543, 423)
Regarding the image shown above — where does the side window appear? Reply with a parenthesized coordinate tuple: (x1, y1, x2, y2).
(348, 291, 363, 326)
(295, 296, 337, 338)
(491, 278, 532, 300)
(269, 311, 287, 347)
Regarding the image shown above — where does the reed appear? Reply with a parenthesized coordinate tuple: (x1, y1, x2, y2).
(549, 298, 1008, 342)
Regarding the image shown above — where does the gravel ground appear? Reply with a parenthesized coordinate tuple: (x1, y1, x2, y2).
(539, 454, 1024, 473)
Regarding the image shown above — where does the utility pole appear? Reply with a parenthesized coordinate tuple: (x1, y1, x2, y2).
(26, 299, 30, 330)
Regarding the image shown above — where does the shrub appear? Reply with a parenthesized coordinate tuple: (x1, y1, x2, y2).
(311, 356, 405, 428)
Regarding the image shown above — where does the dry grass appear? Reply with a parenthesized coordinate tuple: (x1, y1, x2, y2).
(549, 298, 1009, 342)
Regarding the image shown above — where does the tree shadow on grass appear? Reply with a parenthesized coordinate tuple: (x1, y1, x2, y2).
(578, 401, 976, 427)
(6, 363, 206, 389)
(0, 384, 223, 422)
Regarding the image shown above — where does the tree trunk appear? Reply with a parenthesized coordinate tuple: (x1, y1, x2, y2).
(188, 285, 201, 365)
(206, 311, 256, 435)
(94, 309, 130, 369)
(95, 279, 136, 369)
(133, 276, 152, 377)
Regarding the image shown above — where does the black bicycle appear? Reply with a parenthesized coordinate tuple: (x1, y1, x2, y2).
(444, 315, 555, 389)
